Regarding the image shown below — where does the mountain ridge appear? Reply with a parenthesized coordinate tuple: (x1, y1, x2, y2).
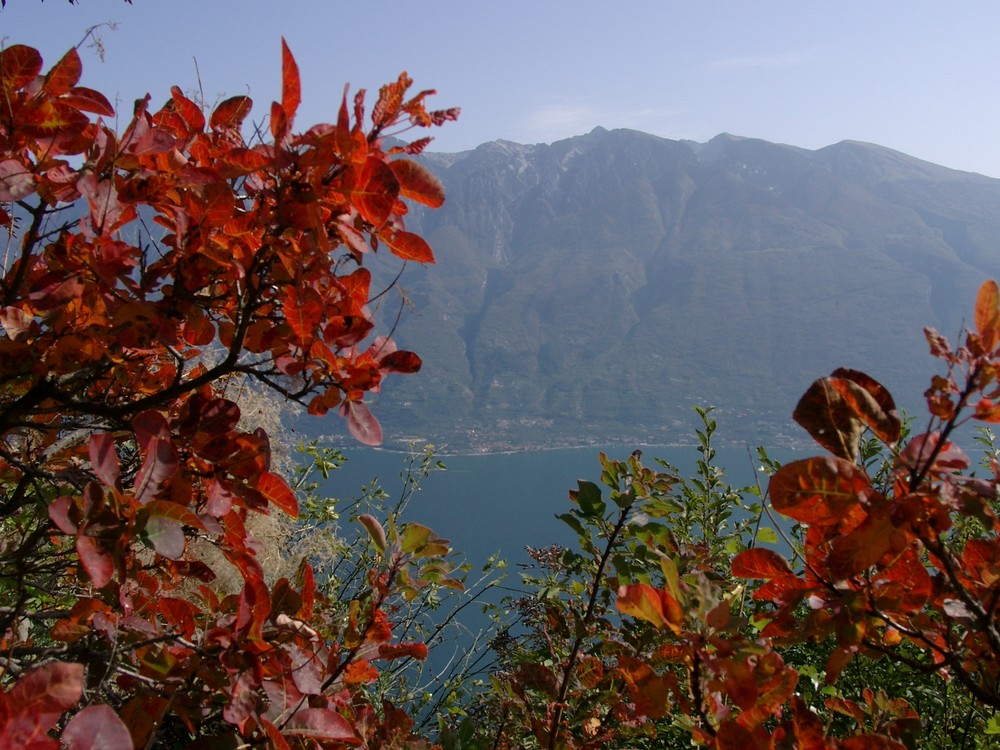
(332, 129, 1000, 452)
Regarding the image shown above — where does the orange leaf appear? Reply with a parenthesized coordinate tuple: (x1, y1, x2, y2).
(616, 583, 683, 633)
(258, 471, 298, 518)
(210, 95, 253, 130)
(731, 548, 794, 580)
(975, 279, 1000, 351)
(281, 38, 301, 123)
(283, 287, 322, 345)
(170, 85, 206, 133)
(349, 157, 399, 226)
(372, 72, 410, 128)
(378, 642, 429, 661)
(380, 228, 435, 263)
(389, 158, 445, 208)
(769, 456, 871, 527)
(219, 147, 270, 175)
(343, 659, 379, 686)
(827, 507, 904, 580)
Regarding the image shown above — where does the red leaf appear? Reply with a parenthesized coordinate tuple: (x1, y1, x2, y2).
(170, 85, 206, 133)
(210, 95, 254, 130)
(714, 721, 755, 750)
(340, 400, 383, 446)
(378, 349, 422, 374)
(284, 708, 357, 740)
(372, 73, 409, 128)
(827, 507, 904, 580)
(88, 432, 120, 489)
(0, 45, 43, 92)
(281, 38, 301, 123)
(258, 471, 298, 518)
(62, 704, 132, 750)
(270, 100, 288, 142)
(222, 670, 260, 725)
(380, 228, 435, 263)
(23, 99, 89, 137)
(43, 48, 81, 95)
(48, 496, 78, 535)
(234, 562, 271, 641)
(4, 662, 82, 742)
(616, 655, 673, 719)
(134, 436, 179, 504)
(77, 536, 114, 588)
(875, 547, 931, 611)
(731, 548, 794, 580)
(769, 456, 871, 527)
(132, 410, 170, 454)
(308, 387, 343, 416)
(60, 86, 115, 117)
(389, 158, 445, 208)
(825, 645, 857, 684)
(783, 696, 829, 750)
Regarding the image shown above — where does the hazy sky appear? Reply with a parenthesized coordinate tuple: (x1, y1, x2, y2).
(4, 1, 1000, 176)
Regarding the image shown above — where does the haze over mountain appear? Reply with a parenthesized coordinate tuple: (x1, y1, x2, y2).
(358, 128, 1000, 452)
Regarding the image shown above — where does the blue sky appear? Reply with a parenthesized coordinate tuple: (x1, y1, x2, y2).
(4, 1, 1000, 176)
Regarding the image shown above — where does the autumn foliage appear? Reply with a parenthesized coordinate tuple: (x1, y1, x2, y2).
(0, 39, 458, 747)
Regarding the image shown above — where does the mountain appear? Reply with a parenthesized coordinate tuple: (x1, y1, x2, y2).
(356, 129, 1000, 452)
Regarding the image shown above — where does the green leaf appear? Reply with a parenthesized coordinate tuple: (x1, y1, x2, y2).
(557, 512, 587, 539)
(985, 714, 1000, 735)
(400, 522, 432, 554)
(756, 526, 779, 544)
(572, 480, 605, 518)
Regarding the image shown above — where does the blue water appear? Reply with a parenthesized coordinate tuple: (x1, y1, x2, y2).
(317, 444, 803, 569)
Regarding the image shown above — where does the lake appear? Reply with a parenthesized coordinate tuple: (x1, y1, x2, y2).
(316, 443, 805, 570)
